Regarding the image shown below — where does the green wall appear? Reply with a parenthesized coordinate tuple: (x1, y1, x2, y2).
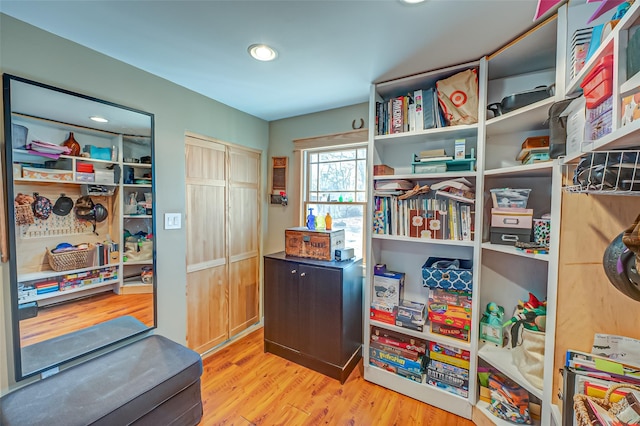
(0, 13, 269, 392)
(266, 103, 369, 255)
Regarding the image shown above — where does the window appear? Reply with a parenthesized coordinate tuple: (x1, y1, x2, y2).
(303, 145, 367, 259)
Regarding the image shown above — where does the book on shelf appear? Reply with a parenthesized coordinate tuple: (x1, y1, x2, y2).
(391, 97, 404, 134)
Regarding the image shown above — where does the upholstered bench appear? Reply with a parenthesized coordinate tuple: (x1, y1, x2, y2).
(0, 334, 203, 426)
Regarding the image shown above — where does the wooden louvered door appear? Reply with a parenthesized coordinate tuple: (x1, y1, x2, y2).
(185, 134, 261, 353)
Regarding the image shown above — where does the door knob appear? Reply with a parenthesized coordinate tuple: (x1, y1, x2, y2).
(291, 269, 297, 274)
(300, 272, 306, 277)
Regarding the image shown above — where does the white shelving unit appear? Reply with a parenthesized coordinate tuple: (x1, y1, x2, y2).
(364, 13, 563, 425)
(7, 96, 155, 306)
(365, 60, 482, 419)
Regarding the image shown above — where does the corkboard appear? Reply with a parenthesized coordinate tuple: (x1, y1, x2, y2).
(552, 192, 640, 408)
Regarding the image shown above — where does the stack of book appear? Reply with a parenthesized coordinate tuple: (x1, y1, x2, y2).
(572, 27, 593, 79)
(375, 86, 446, 135)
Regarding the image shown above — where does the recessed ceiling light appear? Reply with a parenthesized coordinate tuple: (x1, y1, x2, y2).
(401, 0, 426, 3)
(90, 116, 109, 123)
(248, 44, 278, 61)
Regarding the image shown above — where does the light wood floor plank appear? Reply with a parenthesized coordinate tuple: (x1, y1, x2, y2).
(200, 327, 473, 425)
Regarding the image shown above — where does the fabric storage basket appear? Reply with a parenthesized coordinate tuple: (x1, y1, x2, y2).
(422, 257, 473, 292)
(15, 205, 35, 226)
(47, 245, 94, 272)
(511, 327, 545, 390)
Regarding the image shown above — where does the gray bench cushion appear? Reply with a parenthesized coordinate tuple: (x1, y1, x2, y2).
(1, 334, 203, 426)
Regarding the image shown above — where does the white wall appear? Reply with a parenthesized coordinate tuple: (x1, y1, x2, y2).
(0, 14, 270, 393)
(265, 104, 369, 255)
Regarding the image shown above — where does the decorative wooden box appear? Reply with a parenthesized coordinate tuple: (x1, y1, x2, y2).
(284, 227, 345, 261)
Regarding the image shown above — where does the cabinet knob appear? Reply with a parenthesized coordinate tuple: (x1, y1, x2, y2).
(291, 269, 297, 274)
(300, 272, 306, 277)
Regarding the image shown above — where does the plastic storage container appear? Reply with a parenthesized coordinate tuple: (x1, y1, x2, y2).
(580, 55, 613, 109)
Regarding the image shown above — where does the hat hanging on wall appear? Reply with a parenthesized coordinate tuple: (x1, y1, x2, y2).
(52, 194, 74, 216)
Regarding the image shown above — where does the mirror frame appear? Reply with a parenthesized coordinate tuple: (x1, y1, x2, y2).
(2, 73, 157, 381)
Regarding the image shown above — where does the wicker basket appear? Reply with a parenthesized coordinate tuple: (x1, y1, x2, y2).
(574, 383, 640, 426)
(15, 204, 35, 226)
(47, 245, 94, 272)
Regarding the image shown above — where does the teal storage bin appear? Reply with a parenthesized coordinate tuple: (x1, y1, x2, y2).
(83, 145, 112, 160)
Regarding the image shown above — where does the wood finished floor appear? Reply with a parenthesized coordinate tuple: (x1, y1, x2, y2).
(200, 327, 474, 426)
(19, 292, 153, 347)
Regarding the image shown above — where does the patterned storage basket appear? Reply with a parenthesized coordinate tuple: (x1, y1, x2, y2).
(422, 257, 473, 292)
(47, 245, 94, 272)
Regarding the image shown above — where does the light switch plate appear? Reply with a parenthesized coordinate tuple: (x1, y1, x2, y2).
(164, 213, 181, 230)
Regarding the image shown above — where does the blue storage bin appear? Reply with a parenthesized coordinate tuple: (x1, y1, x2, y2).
(422, 257, 473, 292)
(83, 145, 112, 160)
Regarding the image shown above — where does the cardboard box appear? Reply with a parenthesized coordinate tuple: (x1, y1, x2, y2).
(370, 307, 396, 325)
(395, 300, 426, 331)
(491, 208, 533, 229)
(373, 164, 395, 176)
(490, 226, 532, 246)
(373, 271, 405, 306)
(285, 227, 345, 261)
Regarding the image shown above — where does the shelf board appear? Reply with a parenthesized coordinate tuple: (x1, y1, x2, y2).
(122, 183, 152, 188)
(481, 242, 550, 261)
(475, 400, 541, 426)
(123, 260, 153, 266)
(18, 263, 119, 283)
(21, 279, 118, 303)
(364, 364, 472, 418)
(124, 215, 153, 219)
(563, 118, 640, 164)
(485, 98, 555, 137)
(122, 162, 152, 168)
(369, 319, 471, 351)
(620, 70, 640, 97)
(372, 234, 475, 248)
(484, 162, 553, 177)
(374, 124, 478, 146)
(373, 171, 478, 181)
(478, 343, 544, 400)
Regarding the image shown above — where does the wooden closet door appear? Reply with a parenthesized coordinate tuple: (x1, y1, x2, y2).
(228, 147, 261, 337)
(185, 136, 228, 353)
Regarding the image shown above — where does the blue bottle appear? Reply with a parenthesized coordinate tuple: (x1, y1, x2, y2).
(307, 208, 316, 230)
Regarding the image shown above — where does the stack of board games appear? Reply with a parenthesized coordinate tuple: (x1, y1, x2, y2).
(369, 326, 427, 383)
(427, 342, 470, 398)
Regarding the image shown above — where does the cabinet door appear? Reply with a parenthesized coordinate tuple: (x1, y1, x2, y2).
(263, 258, 299, 350)
(228, 147, 260, 338)
(298, 264, 342, 364)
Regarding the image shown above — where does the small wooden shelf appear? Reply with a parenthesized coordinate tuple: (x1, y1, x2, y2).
(374, 124, 479, 146)
(123, 215, 152, 219)
(373, 171, 477, 181)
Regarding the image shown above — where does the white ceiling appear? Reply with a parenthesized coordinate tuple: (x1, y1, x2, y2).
(0, 0, 548, 121)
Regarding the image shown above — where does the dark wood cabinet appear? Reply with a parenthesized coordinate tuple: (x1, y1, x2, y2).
(263, 252, 363, 383)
